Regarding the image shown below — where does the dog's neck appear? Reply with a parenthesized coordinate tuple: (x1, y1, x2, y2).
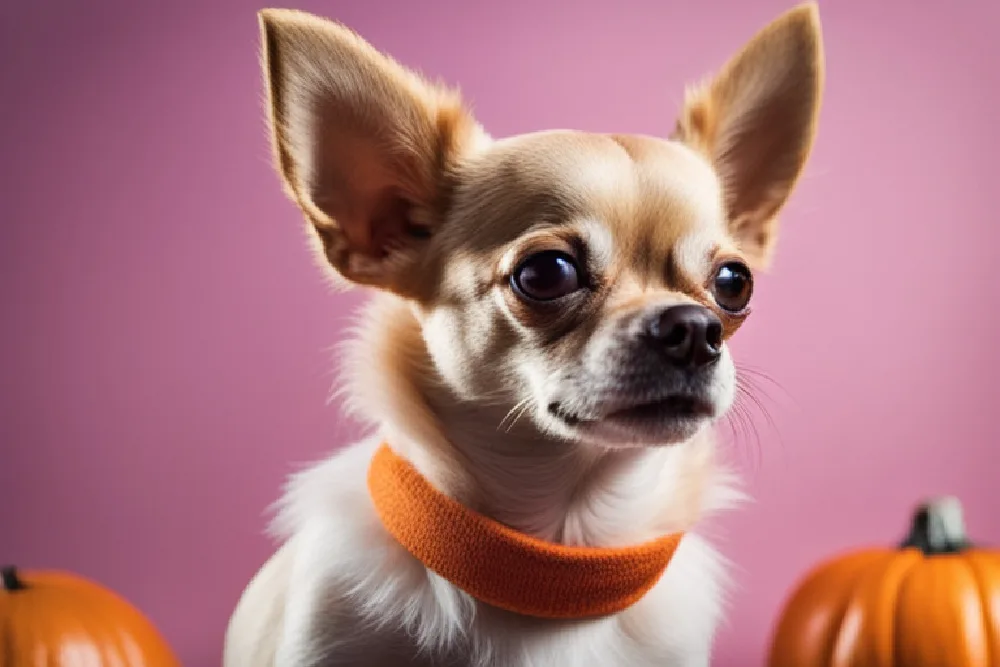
(343, 294, 718, 548)
(429, 398, 709, 546)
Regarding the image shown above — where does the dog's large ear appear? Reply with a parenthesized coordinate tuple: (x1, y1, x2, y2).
(259, 9, 485, 295)
(673, 2, 823, 269)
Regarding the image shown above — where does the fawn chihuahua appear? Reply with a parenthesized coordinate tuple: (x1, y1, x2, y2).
(225, 4, 823, 665)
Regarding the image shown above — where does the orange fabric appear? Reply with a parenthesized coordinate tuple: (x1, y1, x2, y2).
(367, 443, 684, 619)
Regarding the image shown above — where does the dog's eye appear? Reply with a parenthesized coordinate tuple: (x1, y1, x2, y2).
(512, 251, 581, 301)
(712, 261, 753, 313)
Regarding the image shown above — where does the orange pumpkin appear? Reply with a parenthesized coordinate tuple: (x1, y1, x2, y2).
(768, 496, 999, 667)
(0, 565, 181, 666)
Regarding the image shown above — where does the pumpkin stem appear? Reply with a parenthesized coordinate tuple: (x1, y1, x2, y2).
(1, 566, 27, 591)
(900, 496, 971, 554)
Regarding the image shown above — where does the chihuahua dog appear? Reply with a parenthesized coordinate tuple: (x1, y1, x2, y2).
(225, 4, 823, 666)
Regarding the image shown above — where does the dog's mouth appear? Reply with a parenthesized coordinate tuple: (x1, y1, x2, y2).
(547, 393, 716, 445)
(606, 395, 714, 422)
(549, 394, 715, 426)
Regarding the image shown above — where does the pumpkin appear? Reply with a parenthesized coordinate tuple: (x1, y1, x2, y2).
(0, 565, 181, 666)
(768, 496, 999, 667)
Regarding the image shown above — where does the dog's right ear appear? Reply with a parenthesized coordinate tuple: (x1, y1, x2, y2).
(259, 9, 485, 296)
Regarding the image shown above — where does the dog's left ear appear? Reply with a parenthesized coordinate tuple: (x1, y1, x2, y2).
(673, 2, 824, 269)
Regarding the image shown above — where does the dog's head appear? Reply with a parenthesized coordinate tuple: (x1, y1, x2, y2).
(260, 5, 823, 448)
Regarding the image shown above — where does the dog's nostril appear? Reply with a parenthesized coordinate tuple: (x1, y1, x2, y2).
(706, 321, 723, 350)
(661, 322, 690, 347)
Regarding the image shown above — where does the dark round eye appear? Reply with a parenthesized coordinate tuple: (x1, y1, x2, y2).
(512, 251, 582, 301)
(712, 261, 753, 313)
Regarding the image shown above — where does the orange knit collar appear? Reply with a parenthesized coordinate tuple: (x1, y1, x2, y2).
(367, 444, 684, 619)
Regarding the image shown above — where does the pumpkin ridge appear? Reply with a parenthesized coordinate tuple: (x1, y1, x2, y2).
(895, 554, 988, 666)
(885, 550, 925, 665)
(54, 581, 98, 663)
(69, 576, 159, 663)
(2, 610, 13, 667)
(818, 552, 891, 664)
(833, 549, 920, 665)
(963, 552, 999, 667)
(69, 581, 113, 663)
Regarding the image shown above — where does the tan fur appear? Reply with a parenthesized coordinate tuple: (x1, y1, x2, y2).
(673, 3, 824, 268)
(260, 8, 487, 296)
(228, 5, 824, 666)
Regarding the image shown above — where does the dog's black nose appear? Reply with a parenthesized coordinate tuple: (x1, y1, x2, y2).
(645, 304, 723, 368)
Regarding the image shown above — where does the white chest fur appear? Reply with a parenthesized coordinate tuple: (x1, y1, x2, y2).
(224, 438, 734, 667)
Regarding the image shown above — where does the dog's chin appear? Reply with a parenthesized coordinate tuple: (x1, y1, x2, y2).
(546, 396, 718, 448)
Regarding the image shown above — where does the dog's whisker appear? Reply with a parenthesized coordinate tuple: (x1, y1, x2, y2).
(498, 397, 533, 432)
(735, 362, 798, 409)
(505, 397, 536, 433)
(723, 384, 765, 473)
(728, 363, 792, 472)
(739, 370, 789, 458)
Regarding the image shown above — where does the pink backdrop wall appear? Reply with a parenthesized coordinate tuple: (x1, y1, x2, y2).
(2, 0, 997, 664)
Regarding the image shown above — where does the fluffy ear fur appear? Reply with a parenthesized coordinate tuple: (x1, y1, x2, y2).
(673, 2, 824, 269)
(259, 9, 485, 296)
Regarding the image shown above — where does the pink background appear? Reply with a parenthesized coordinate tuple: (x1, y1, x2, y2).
(2, 0, 997, 664)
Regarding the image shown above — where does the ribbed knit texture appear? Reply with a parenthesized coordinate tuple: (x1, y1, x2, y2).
(367, 444, 684, 619)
